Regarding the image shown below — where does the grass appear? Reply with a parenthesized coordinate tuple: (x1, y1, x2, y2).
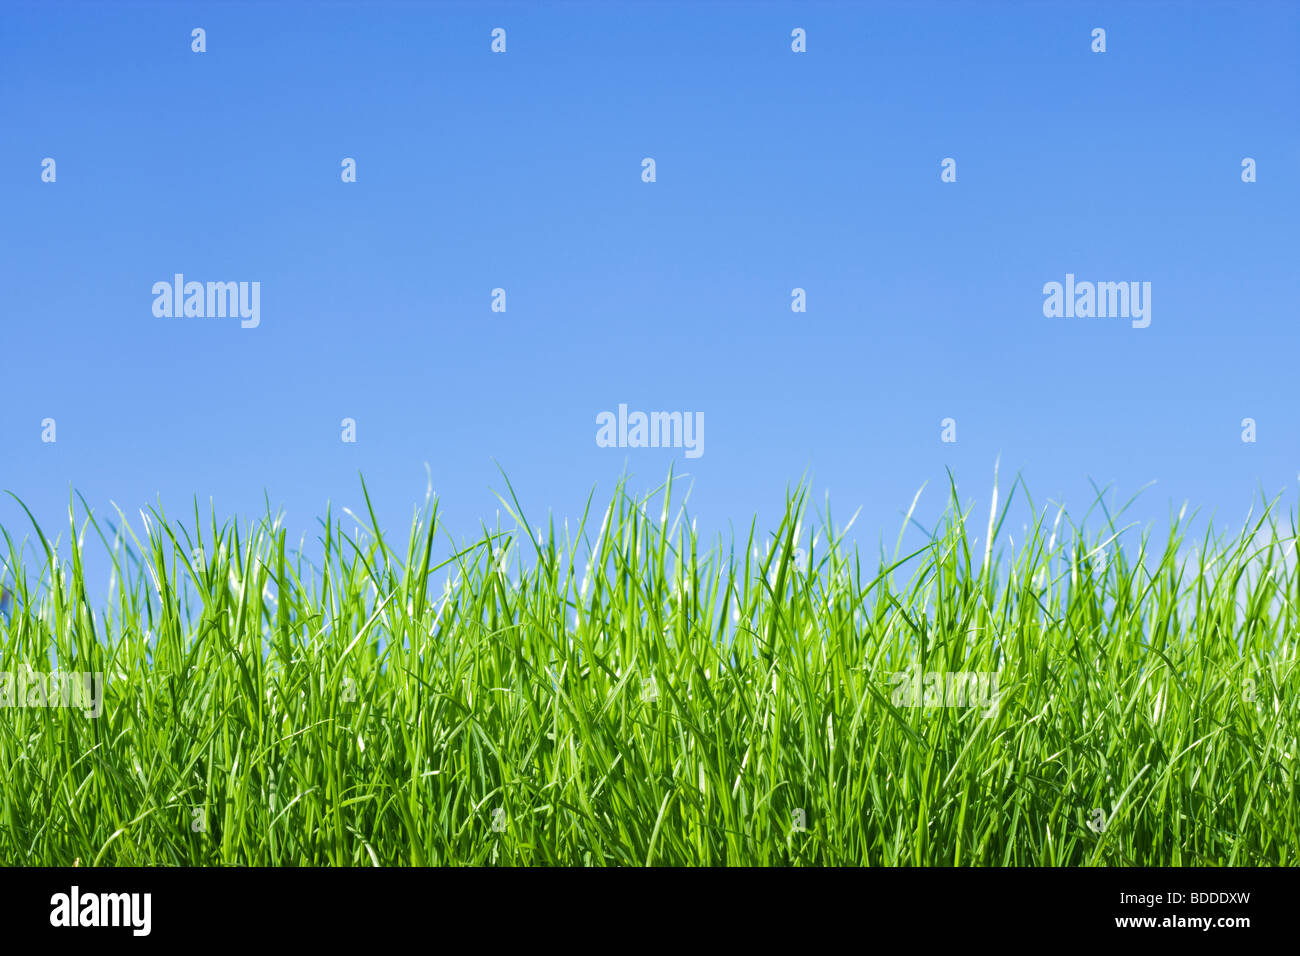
(0, 469, 1296, 866)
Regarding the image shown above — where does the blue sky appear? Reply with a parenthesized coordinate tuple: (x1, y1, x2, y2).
(1, 1, 1297, 584)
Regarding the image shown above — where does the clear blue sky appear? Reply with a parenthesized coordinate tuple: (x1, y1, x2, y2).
(2, 1, 1297, 581)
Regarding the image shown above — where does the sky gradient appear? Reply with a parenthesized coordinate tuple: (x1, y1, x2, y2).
(2, 0, 1297, 584)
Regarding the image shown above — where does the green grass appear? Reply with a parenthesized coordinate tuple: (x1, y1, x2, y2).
(0, 469, 1296, 866)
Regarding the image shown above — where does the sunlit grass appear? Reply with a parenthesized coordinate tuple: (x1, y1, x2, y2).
(0, 469, 1296, 865)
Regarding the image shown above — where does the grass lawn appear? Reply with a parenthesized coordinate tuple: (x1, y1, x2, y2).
(1, 470, 1296, 865)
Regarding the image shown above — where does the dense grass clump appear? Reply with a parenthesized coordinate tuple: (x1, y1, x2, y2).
(0, 471, 1296, 866)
